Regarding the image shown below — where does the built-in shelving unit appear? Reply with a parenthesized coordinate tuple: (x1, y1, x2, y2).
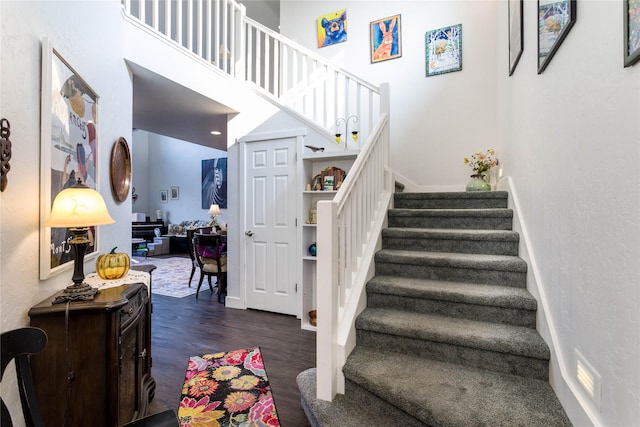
(299, 149, 359, 331)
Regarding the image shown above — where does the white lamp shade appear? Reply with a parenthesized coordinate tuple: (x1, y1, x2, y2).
(45, 185, 115, 228)
(208, 204, 221, 216)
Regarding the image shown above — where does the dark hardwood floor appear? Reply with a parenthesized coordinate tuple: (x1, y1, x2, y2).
(145, 270, 315, 427)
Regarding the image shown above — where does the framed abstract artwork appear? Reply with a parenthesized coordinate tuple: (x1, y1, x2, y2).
(39, 38, 100, 279)
(317, 9, 347, 48)
(537, 0, 576, 74)
(426, 24, 462, 77)
(624, 0, 640, 67)
(202, 157, 227, 209)
(509, 0, 524, 75)
(370, 14, 402, 63)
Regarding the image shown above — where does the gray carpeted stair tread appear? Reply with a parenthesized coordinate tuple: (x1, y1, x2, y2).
(383, 227, 519, 242)
(356, 307, 550, 359)
(394, 192, 509, 209)
(297, 368, 425, 427)
(389, 208, 513, 218)
(343, 347, 572, 427)
(395, 191, 509, 199)
(367, 275, 536, 310)
(375, 249, 527, 272)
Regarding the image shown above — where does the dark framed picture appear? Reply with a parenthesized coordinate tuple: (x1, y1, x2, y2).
(202, 157, 227, 209)
(160, 190, 168, 203)
(170, 186, 179, 200)
(537, 0, 576, 74)
(370, 14, 402, 63)
(508, 0, 524, 75)
(426, 24, 462, 77)
(39, 38, 100, 279)
(624, 0, 640, 67)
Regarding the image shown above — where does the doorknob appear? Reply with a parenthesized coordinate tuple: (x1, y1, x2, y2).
(245, 230, 254, 237)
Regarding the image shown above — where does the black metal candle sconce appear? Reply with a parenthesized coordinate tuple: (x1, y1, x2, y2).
(1, 118, 12, 192)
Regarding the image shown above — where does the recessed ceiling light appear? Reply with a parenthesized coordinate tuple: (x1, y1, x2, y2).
(210, 130, 221, 135)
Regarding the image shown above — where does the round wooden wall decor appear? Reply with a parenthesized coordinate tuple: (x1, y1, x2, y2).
(110, 137, 131, 203)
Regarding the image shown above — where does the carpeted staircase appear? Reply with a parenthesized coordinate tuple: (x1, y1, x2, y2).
(297, 191, 572, 427)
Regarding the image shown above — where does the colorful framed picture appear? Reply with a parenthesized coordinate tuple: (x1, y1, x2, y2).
(508, 0, 524, 76)
(317, 9, 347, 48)
(426, 24, 462, 77)
(160, 190, 168, 203)
(370, 14, 402, 63)
(537, 0, 576, 74)
(39, 38, 100, 279)
(624, 0, 640, 67)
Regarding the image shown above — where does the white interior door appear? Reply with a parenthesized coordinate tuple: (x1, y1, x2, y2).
(244, 137, 298, 315)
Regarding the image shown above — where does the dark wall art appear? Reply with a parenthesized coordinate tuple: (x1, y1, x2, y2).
(202, 157, 227, 209)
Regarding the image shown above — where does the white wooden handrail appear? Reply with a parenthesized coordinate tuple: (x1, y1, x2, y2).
(121, 0, 391, 402)
(120, 0, 382, 142)
(317, 85, 391, 400)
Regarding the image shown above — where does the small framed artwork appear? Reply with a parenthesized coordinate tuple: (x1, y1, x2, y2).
(170, 186, 179, 200)
(537, 0, 576, 74)
(508, 0, 524, 76)
(317, 9, 347, 48)
(160, 190, 168, 203)
(39, 38, 100, 280)
(426, 24, 462, 77)
(323, 175, 335, 191)
(624, 0, 640, 67)
(370, 14, 402, 63)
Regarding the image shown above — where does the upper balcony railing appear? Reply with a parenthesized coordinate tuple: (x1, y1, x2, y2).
(121, 0, 391, 402)
(121, 0, 382, 142)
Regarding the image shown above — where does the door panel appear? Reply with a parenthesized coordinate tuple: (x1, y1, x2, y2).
(244, 138, 297, 315)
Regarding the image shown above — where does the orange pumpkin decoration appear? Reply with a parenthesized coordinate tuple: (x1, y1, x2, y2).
(96, 247, 130, 279)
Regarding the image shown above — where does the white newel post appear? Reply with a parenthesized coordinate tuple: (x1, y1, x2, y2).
(316, 200, 338, 401)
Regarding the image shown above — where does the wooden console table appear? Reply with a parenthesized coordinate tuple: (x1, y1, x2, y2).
(29, 267, 156, 427)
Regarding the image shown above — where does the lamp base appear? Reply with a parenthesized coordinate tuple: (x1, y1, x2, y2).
(52, 282, 100, 304)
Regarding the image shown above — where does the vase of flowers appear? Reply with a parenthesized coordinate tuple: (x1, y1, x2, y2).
(464, 149, 497, 192)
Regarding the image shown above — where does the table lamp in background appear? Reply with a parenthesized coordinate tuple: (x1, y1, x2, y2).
(45, 178, 115, 304)
(208, 204, 221, 227)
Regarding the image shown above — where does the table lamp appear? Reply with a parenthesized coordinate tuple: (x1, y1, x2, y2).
(208, 204, 221, 227)
(45, 178, 115, 304)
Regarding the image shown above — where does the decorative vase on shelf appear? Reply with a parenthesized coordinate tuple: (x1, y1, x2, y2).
(465, 174, 491, 192)
(308, 242, 317, 256)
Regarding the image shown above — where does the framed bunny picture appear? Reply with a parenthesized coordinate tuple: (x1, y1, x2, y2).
(370, 14, 402, 63)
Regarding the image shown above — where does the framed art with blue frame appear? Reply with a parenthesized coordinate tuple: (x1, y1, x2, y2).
(426, 24, 462, 77)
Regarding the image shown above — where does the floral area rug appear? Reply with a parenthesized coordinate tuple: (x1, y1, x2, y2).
(178, 348, 280, 427)
(133, 256, 200, 298)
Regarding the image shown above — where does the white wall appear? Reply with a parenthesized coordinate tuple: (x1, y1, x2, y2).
(0, 0, 132, 424)
(281, 1, 640, 426)
(131, 130, 228, 225)
(497, 1, 640, 426)
(1, 1, 638, 426)
(280, 0, 501, 190)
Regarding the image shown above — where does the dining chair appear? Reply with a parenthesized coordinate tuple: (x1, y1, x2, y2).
(1, 327, 47, 427)
(192, 232, 227, 301)
(186, 227, 213, 287)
